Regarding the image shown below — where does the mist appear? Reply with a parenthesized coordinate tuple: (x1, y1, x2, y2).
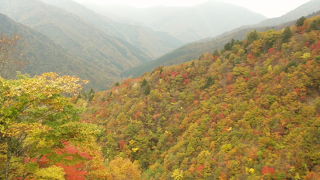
(74, 0, 310, 17)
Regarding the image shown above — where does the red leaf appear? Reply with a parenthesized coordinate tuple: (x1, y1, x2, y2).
(262, 166, 275, 175)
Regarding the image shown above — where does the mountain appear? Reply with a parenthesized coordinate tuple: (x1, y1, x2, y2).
(86, 1, 266, 43)
(258, 0, 320, 27)
(0, 13, 113, 89)
(124, 1, 320, 78)
(122, 23, 291, 78)
(84, 16, 320, 179)
(0, 0, 153, 89)
(39, 0, 182, 59)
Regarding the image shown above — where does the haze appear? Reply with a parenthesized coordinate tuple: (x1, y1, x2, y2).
(74, 0, 310, 17)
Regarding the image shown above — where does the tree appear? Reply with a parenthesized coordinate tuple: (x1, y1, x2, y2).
(247, 30, 259, 44)
(0, 73, 106, 179)
(296, 16, 306, 27)
(141, 79, 151, 95)
(106, 157, 142, 180)
(201, 77, 215, 89)
(282, 27, 293, 43)
(310, 19, 320, 31)
(224, 39, 236, 51)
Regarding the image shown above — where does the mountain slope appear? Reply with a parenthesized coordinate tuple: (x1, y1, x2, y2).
(124, 1, 320, 77)
(122, 23, 290, 78)
(0, 13, 113, 89)
(258, 0, 320, 27)
(86, 1, 266, 43)
(0, 0, 151, 89)
(40, 0, 182, 59)
(84, 16, 320, 179)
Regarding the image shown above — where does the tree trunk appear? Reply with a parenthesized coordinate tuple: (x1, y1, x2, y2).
(5, 143, 11, 180)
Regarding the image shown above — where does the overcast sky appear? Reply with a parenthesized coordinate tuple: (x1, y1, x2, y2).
(74, 0, 311, 18)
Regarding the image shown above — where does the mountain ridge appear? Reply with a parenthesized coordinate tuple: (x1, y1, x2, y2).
(123, 0, 320, 78)
(84, 1, 266, 43)
(40, 0, 183, 59)
(0, 13, 114, 89)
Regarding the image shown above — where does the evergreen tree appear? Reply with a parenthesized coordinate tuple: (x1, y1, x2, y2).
(282, 27, 293, 43)
(296, 16, 306, 27)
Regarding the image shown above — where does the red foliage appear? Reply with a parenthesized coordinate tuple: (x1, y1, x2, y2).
(118, 140, 127, 150)
(250, 72, 256, 76)
(226, 85, 234, 93)
(217, 113, 226, 119)
(39, 156, 49, 167)
(134, 111, 143, 119)
(305, 41, 311, 47)
(268, 48, 276, 54)
(297, 26, 305, 33)
(221, 104, 230, 110)
(152, 113, 161, 120)
(226, 73, 234, 83)
(57, 163, 88, 180)
(182, 73, 189, 79)
(65, 144, 78, 154)
(64, 156, 74, 161)
(184, 79, 191, 84)
(262, 166, 276, 175)
(247, 53, 255, 60)
(311, 41, 320, 53)
(160, 73, 165, 79)
(197, 165, 205, 172)
(24, 157, 37, 163)
(56, 141, 92, 160)
(171, 71, 180, 78)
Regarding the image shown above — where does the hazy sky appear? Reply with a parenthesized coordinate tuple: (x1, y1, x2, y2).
(74, 0, 311, 18)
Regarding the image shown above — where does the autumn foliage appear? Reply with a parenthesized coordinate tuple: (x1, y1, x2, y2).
(84, 16, 320, 179)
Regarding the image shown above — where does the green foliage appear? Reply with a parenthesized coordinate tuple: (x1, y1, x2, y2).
(141, 79, 151, 95)
(247, 30, 259, 44)
(224, 39, 235, 51)
(201, 77, 215, 89)
(282, 27, 293, 43)
(296, 16, 306, 27)
(310, 19, 320, 30)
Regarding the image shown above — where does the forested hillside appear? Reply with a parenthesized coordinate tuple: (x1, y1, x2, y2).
(84, 16, 320, 179)
(124, 0, 320, 78)
(39, 0, 182, 59)
(0, 38, 141, 179)
(0, 13, 113, 89)
(0, 0, 154, 89)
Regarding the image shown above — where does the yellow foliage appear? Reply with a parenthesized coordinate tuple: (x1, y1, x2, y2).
(302, 52, 311, 59)
(35, 166, 65, 180)
(107, 157, 142, 180)
(172, 169, 184, 180)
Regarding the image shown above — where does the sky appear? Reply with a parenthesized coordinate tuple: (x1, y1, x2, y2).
(74, 0, 311, 18)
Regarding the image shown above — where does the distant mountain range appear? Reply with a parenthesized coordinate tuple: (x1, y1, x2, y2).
(85, 1, 266, 43)
(0, 13, 116, 89)
(257, 0, 320, 27)
(40, 0, 183, 59)
(0, 0, 183, 89)
(1, 0, 319, 89)
(123, 0, 320, 78)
